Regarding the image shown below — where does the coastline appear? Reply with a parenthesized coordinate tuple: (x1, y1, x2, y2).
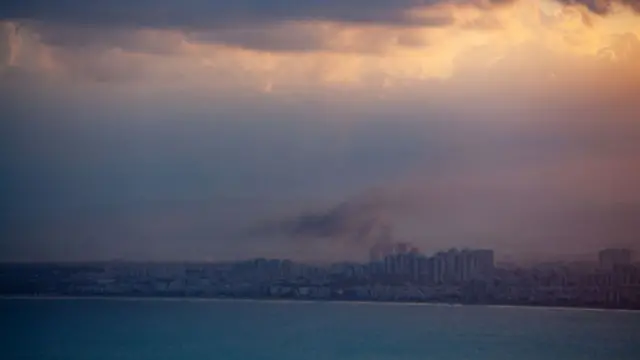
(2, 294, 638, 313)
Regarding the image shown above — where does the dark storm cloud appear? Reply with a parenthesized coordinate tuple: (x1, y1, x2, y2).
(24, 22, 185, 54)
(0, 0, 457, 29)
(555, 0, 640, 14)
(0, 1, 459, 54)
(187, 25, 329, 53)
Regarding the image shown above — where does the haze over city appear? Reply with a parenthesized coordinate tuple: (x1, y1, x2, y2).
(1, 0, 640, 263)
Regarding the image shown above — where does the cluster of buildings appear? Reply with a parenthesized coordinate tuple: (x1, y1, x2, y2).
(599, 248, 633, 271)
(1, 246, 638, 309)
(368, 242, 495, 284)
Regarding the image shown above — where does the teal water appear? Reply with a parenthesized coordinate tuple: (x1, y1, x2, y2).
(2, 298, 640, 360)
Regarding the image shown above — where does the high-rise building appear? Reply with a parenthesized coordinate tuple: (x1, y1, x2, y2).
(472, 249, 495, 279)
(599, 249, 632, 270)
(401, 253, 411, 275)
(444, 248, 459, 283)
(280, 260, 293, 279)
(432, 252, 447, 284)
(384, 254, 395, 275)
(391, 252, 417, 276)
(416, 256, 429, 282)
(460, 250, 475, 282)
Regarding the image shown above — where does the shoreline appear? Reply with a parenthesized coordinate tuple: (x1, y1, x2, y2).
(2, 294, 638, 313)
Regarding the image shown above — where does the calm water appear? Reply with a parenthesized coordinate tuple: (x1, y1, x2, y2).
(2, 298, 640, 360)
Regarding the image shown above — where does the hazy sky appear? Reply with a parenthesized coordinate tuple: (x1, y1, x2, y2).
(1, 0, 640, 262)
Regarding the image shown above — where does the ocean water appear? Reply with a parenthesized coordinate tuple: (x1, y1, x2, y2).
(2, 298, 640, 360)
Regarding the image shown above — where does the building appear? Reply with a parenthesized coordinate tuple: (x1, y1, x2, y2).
(384, 254, 396, 275)
(444, 248, 459, 283)
(432, 252, 447, 284)
(599, 249, 632, 271)
(460, 250, 475, 282)
(384, 253, 412, 276)
(472, 249, 495, 279)
(416, 256, 429, 282)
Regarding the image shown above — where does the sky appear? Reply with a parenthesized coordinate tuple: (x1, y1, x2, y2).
(1, 0, 640, 263)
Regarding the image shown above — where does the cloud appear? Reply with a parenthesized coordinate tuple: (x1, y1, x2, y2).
(459, 13, 504, 30)
(2, 13, 446, 56)
(26, 22, 186, 54)
(0, 21, 435, 67)
(3, 0, 639, 83)
(0, 1, 522, 54)
(187, 22, 435, 53)
(556, 0, 640, 14)
(1, 1, 639, 58)
(0, 0, 470, 29)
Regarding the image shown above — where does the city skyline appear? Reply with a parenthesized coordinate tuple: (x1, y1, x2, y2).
(0, 242, 635, 268)
(2, 245, 638, 310)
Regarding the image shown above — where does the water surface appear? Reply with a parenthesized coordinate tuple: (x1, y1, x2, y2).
(2, 298, 639, 360)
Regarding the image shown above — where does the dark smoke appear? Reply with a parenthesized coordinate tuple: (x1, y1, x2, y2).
(254, 191, 399, 245)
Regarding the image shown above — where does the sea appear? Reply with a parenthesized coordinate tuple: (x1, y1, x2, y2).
(2, 298, 640, 360)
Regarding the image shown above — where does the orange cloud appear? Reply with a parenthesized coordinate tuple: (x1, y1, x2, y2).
(0, 0, 638, 96)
